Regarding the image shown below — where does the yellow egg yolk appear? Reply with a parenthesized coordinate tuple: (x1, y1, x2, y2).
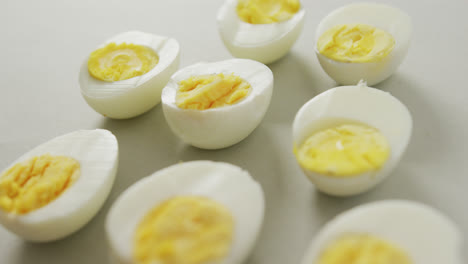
(0, 154, 80, 214)
(316, 234, 412, 264)
(134, 196, 234, 264)
(237, 0, 301, 24)
(294, 124, 390, 177)
(176, 73, 251, 110)
(317, 24, 395, 63)
(88, 42, 159, 82)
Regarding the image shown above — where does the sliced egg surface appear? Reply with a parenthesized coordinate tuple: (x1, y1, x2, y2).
(0, 129, 118, 242)
(106, 160, 264, 264)
(161, 59, 273, 149)
(315, 3, 412, 85)
(217, 0, 306, 64)
(79, 31, 180, 119)
(300, 200, 463, 264)
(292, 82, 412, 196)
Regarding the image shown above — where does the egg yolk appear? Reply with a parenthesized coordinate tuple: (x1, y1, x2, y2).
(294, 124, 390, 177)
(316, 234, 412, 264)
(88, 42, 159, 82)
(134, 196, 234, 264)
(237, 0, 301, 24)
(0, 154, 80, 214)
(176, 73, 251, 110)
(317, 24, 395, 63)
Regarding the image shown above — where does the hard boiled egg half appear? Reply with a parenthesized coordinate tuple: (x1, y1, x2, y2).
(300, 200, 463, 264)
(106, 161, 264, 264)
(292, 82, 412, 196)
(0, 129, 118, 242)
(315, 3, 412, 85)
(161, 59, 273, 149)
(217, 0, 306, 64)
(79, 31, 180, 119)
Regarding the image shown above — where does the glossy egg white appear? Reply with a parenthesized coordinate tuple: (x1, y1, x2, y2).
(106, 160, 265, 264)
(217, 0, 305, 64)
(292, 82, 412, 196)
(79, 31, 180, 119)
(0, 129, 118, 242)
(161, 59, 273, 149)
(315, 3, 412, 85)
(301, 200, 464, 264)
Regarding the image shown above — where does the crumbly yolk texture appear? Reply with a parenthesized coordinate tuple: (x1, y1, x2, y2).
(237, 0, 301, 24)
(134, 196, 234, 264)
(0, 154, 80, 214)
(317, 24, 395, 63)
(176, 73, 251, 110)
(316, 234, 412, 264)
(88, 42, 158, 82)
(294, 124, 390, 177)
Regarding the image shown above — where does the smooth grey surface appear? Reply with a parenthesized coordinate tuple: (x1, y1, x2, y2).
(1, 0, 467, 263)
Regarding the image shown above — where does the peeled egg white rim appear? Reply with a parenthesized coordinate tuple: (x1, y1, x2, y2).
(106, 160, 265, 264)
(80, 31, 180, 98)
(162, 58, 273, 112)
(293, 83, 413, 167)
(314, 2, 412, 63)
(0, 129, 118, 225)
(217, 0, 306, 46)
(300, 200, 463, 264)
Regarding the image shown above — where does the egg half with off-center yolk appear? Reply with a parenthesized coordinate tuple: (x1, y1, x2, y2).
(105, 161, 264, 264)
(79, 31, 180, 119)
(217, 0, 306, 64)
(161, 59, 273, 150)
(292, 81, 412, 196)
(315, 3, 412, 86)
(0, 129, 118, 242)
(300, 200, 464, 264)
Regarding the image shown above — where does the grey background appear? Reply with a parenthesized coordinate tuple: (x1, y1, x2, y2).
(0, 0, 467, 263)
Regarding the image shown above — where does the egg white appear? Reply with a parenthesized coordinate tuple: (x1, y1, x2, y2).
(0, 129, 118, 242)
(217, 0, 305, 64)
(161, 59, 273, 150)
(301, 200, 463, 264)
(315, 3, 412, 86)
(292, 82, 412, 196)
(79, 31, 180, 119)
(105, 160, 264, 264)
